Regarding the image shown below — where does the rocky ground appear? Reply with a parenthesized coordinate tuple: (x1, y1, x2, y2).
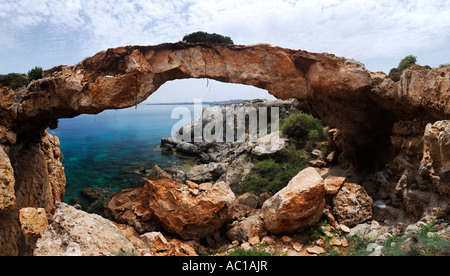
(24, 100, 449, 256)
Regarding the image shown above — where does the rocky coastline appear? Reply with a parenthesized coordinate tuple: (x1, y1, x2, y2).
(1, 42, 449, 256)
(30, 99, 450, 256)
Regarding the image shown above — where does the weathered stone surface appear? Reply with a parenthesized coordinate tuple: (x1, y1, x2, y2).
(262, 167, 325, 234)
(1, 42, 450, 255)
(139, 232, 170, 254)
(419, 120, 450, 196)
(40, 131, 66, 204)
(176, 142, 199, 155)
(186, 164, 213, 183)
(19, 207, 48, 238)
(146, 178, 235, 240)
(34, 203, 136, 256)
(332, 183, 373, 227)
(252, 131, 288, 156)
(105, 186, 163, 234)
(324, 175, 346, 195)
(0, 146, 15, 211)
(227, 212, 267, 242)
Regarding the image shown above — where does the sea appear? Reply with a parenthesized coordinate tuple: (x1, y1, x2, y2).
(49, 103, 203, 204)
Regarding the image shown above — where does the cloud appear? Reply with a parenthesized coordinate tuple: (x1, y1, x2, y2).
(0, 0, 449, 73)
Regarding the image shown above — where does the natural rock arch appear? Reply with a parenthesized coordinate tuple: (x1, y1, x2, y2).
(0, 42, 449, 255)
(10, 42, 448, 168)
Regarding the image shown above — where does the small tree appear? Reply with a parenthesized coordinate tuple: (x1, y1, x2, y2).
(182, 31, 234, 45)
(27, 66, 43, 81)
(388, 55, 418, 82)
(397, 55, 417, 71)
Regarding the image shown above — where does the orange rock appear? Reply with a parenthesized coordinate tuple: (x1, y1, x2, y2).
(262, 167, 325, 234)
(146, 178, 235, 240)
(19, 208, 48, 238)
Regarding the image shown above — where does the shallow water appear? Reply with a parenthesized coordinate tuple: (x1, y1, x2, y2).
(49, 103, 200, 203)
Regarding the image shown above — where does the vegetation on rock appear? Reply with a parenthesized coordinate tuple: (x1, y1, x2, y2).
(242, 111, 329, 195)
(27, 66, 43, 81)
(182, 31, 234, 45)
(388, 55, 417, 82)
(0, 73, 29, 90)
(0, 66, 43, 90)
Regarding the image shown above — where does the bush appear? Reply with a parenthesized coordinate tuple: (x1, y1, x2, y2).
(0, 73, 30, 89)
(388, 55, 417, 82)
(27, 66, 43, 81)
(183, 31, 234, 45)
(397, 55, 417, 71)
(281, 111, 327, 150)
(241, 149, 308, 195)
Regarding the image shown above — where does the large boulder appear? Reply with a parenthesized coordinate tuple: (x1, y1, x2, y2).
(332, 183, 373, 227)
(262, 167, 325, 234)
(34, 203, 136, 256)
(146, 178, 235, 240)
(176, 142, 199, 155)
(105, 186, 163, 234)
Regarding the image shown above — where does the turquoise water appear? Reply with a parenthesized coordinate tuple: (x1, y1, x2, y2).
(49, 103, 199, 203)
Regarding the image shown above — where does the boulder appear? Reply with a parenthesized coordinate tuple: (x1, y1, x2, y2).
(226, 212, 267, 242)
(252, 131, 288, 156)
(186, 164, 213, 183)
(146, 178, 235, 240)
(324, 175, 346, 195)
(105, 186, 163, 234)
(139, 232, 170, 255)
(207, 162, 229, 179)
(262, 167, 325, 234)
(176, 142, 199, 155)
(332, 183, 373, 227)
(161, 137, 178, 149)
(34, 203, 136, 256)
(19, 207, 48, 238)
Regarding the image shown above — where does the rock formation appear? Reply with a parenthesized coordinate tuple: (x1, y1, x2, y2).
(262, 167, 325, 234)
(146, 177, 235, 240)
(0, 41, 449, 255)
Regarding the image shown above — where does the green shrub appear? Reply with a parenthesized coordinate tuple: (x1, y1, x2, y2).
(183, 31, 234, 45)
(281, 111, 327, 149)
(397, 55, 417, 71)
(389, 55, 417, 82)
(241, 149, 308, 195)
(27, 66, 43, 81)
(0, 73, 30, 89)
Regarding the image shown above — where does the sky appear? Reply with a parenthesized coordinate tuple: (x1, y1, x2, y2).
(1, 0, 449, 102)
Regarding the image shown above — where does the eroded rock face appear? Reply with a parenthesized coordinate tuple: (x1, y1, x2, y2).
(0, 131, 66, 256)
(146, 178, 235, 240)
(0, 42, 449, 255)
(34, 203, 136, 256)
(419, 120, 450, 196)
(0, 146, 15, 211)
(332, 183, 373, 227)
(105, 186, 163, 234)
(262, 167, 325, 234)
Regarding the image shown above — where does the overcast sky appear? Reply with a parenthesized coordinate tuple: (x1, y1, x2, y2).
(1, 0, 449, 102)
